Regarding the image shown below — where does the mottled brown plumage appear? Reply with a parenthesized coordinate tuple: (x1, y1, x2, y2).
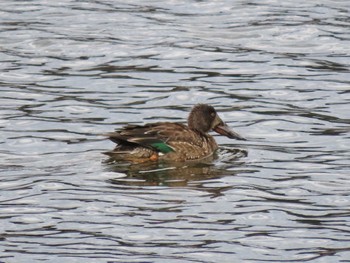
(104, 104, 245, 162)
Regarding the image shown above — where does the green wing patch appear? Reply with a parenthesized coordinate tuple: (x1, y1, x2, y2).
(150, 142, 174, 153)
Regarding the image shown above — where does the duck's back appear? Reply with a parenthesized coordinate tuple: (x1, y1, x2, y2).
(105, 122, 218, 162)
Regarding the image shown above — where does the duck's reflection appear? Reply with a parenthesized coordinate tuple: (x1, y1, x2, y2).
(104, 148, 247, 187)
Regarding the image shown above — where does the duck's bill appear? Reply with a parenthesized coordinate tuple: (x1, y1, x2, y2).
(214, 124, 246, 141)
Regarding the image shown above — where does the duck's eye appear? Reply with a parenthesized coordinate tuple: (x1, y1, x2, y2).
(210, 112, 216, 117)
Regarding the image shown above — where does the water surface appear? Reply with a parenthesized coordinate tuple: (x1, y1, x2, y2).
(1, 0, 350, 262)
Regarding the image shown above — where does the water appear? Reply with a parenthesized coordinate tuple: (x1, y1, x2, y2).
(1, 0, 350, 262)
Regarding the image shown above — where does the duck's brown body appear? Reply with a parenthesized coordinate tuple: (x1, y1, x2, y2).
(106, 122, 219, 162)
(105, 104, 245, 163)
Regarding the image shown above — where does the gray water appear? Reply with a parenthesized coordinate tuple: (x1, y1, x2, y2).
(1, 0, 350, 262)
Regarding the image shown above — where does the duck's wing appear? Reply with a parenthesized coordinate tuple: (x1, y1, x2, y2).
(106, 123, 189, 154)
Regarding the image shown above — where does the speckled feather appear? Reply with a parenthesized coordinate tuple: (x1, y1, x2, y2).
(105, 122, 218, 162)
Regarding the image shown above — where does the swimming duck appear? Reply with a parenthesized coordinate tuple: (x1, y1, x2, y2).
(104, 104, 245, 162)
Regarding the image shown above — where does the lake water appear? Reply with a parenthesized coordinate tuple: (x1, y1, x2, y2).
(1, 0, 350, 262)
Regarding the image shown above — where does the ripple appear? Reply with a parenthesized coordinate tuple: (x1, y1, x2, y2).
(64, 105, 92, 113)
(1, 0, 349, 262)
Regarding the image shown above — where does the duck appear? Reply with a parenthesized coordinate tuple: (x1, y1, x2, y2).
(104, 104, 245, 162)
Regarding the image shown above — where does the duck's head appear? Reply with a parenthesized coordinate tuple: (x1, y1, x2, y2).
(188, 104, 246, 140)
